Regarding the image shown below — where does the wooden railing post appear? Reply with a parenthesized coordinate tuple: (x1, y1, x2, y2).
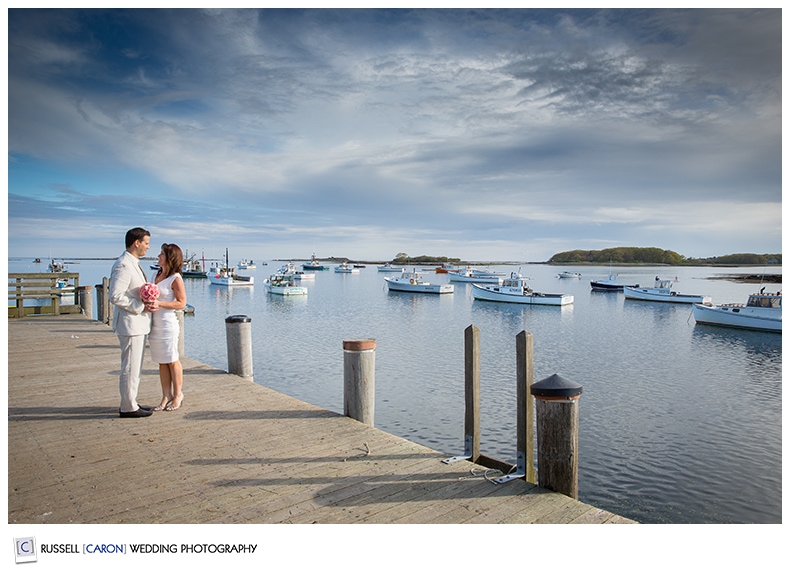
(50, 275, 60, 316)
(15, 277, 23, 318)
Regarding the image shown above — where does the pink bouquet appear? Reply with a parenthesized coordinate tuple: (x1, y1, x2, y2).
(139, 282, 160, 303)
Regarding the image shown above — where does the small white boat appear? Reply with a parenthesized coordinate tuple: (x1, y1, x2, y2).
(209, 249, 254, 286)
(623, 278, 710, 304)
(238, 259, 256, 269)
(590, 273, 638, 292)
(557, 271, 582, 279)
(335, 262, 360, 273)
(377, 263, 405, 272)
(263, 273, 307, 296)
(472, 272, 573, 306)
(469, 268, 506, 277)
(385, 270, 454, 294)
(208, 271, 254, 287)
(693, 291, 781, 333)
(278, 262, 314, 280)
(48, 259, 68, 273)
(448, 266, 503, 284)
(209, 271, 254, 287)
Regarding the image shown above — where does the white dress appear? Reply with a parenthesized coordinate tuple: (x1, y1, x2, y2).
(148, 273, 181, 364)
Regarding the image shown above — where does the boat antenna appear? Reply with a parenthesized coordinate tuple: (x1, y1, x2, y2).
(759, 260, 768, 291)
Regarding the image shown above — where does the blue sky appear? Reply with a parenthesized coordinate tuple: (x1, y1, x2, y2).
(6, 7, 782, 262)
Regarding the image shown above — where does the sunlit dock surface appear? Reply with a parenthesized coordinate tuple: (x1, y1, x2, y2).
(8, 315, 635, 524)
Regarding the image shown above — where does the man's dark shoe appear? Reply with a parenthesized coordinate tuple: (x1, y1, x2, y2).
(138, 405, 154, 411)
(119, 408, 153, 418)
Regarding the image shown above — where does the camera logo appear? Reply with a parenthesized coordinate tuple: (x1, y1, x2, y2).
(14, 537, 37, 563)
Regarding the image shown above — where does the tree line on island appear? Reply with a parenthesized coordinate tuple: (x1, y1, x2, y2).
(547, 247, 781, 266)
(329, 248, 779, 267)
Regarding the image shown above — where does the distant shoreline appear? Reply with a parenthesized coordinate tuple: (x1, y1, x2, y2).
(10, 256, 784, 268)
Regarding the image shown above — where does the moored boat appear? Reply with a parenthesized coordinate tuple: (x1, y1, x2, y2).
(385, 270, 454, 294)
(182, 252, 208, 278)
(294, 270, 315, 280)
(623, 277, 709, 304)
(48, 259, 68, 273)
(377, 263, 405, 272)
(590, 273, 638, 292)
(435, 263, 460, 274)
(278, 262, 315, 280)
(472, 272, 573, 306)
(208, 249, 254, 286)
(303, 253, 329, 271)
(238, 259, 256, 269)
(693, 291, 781, 333)
(263, 272, 307, 296)
(334, 262, 360, 273)
(448, 266, 503, 284)
(557, 271, 582, 279)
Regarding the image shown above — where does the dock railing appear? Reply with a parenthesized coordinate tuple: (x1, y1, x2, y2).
(7, 272, 84, 318)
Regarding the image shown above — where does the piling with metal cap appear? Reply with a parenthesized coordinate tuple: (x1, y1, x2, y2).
(531, 374, 583, 499)
(225, 315, 253, 377)
(343, 338, 376, 426)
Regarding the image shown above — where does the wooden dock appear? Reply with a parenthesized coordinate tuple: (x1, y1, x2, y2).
(8, 315, 635, 524)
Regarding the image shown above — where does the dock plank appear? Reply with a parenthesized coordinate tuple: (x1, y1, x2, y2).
(8, 315, 636, 524)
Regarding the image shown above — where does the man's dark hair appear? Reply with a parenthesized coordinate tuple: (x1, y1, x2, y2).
(125, 227, 150, 249)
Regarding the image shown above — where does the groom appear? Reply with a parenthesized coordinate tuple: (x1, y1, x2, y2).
(109, 227, 154, 418)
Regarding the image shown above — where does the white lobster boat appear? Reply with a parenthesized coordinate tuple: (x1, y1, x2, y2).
(377, 263, 405, 272)
(385, 270, 454, 294)
(693, 292, 781, 333)
(208, 249, 254, 286)
(278, 262, 314, 280)
(334, 262, 360, 273)
(448, 266, 503, 284)
(471, 272, 573, 306)
(263, 273, 307, 296)
(623, 278, 710, 304)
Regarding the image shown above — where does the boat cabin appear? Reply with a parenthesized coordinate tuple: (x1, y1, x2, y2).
(747, 294, 781, 308)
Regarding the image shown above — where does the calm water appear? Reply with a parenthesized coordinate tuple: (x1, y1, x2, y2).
(10, 258, 782, 523)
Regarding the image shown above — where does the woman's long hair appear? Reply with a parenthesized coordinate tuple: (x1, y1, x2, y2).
(158, 244, 184, 278)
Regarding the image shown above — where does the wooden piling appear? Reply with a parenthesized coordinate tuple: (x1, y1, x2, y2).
(531, 374, 583, 499)
(516, 330, 536, 483)
(78, 285, 93, 318)
(96, 277, 111, 325)
(343, 338, 376, 426)
(176, 309, 185, 358)
(225, 315, 253, 377)
(464, 324, 481, 462)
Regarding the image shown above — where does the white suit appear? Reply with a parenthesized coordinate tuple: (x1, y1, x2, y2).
(109, 250, 152, 412)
